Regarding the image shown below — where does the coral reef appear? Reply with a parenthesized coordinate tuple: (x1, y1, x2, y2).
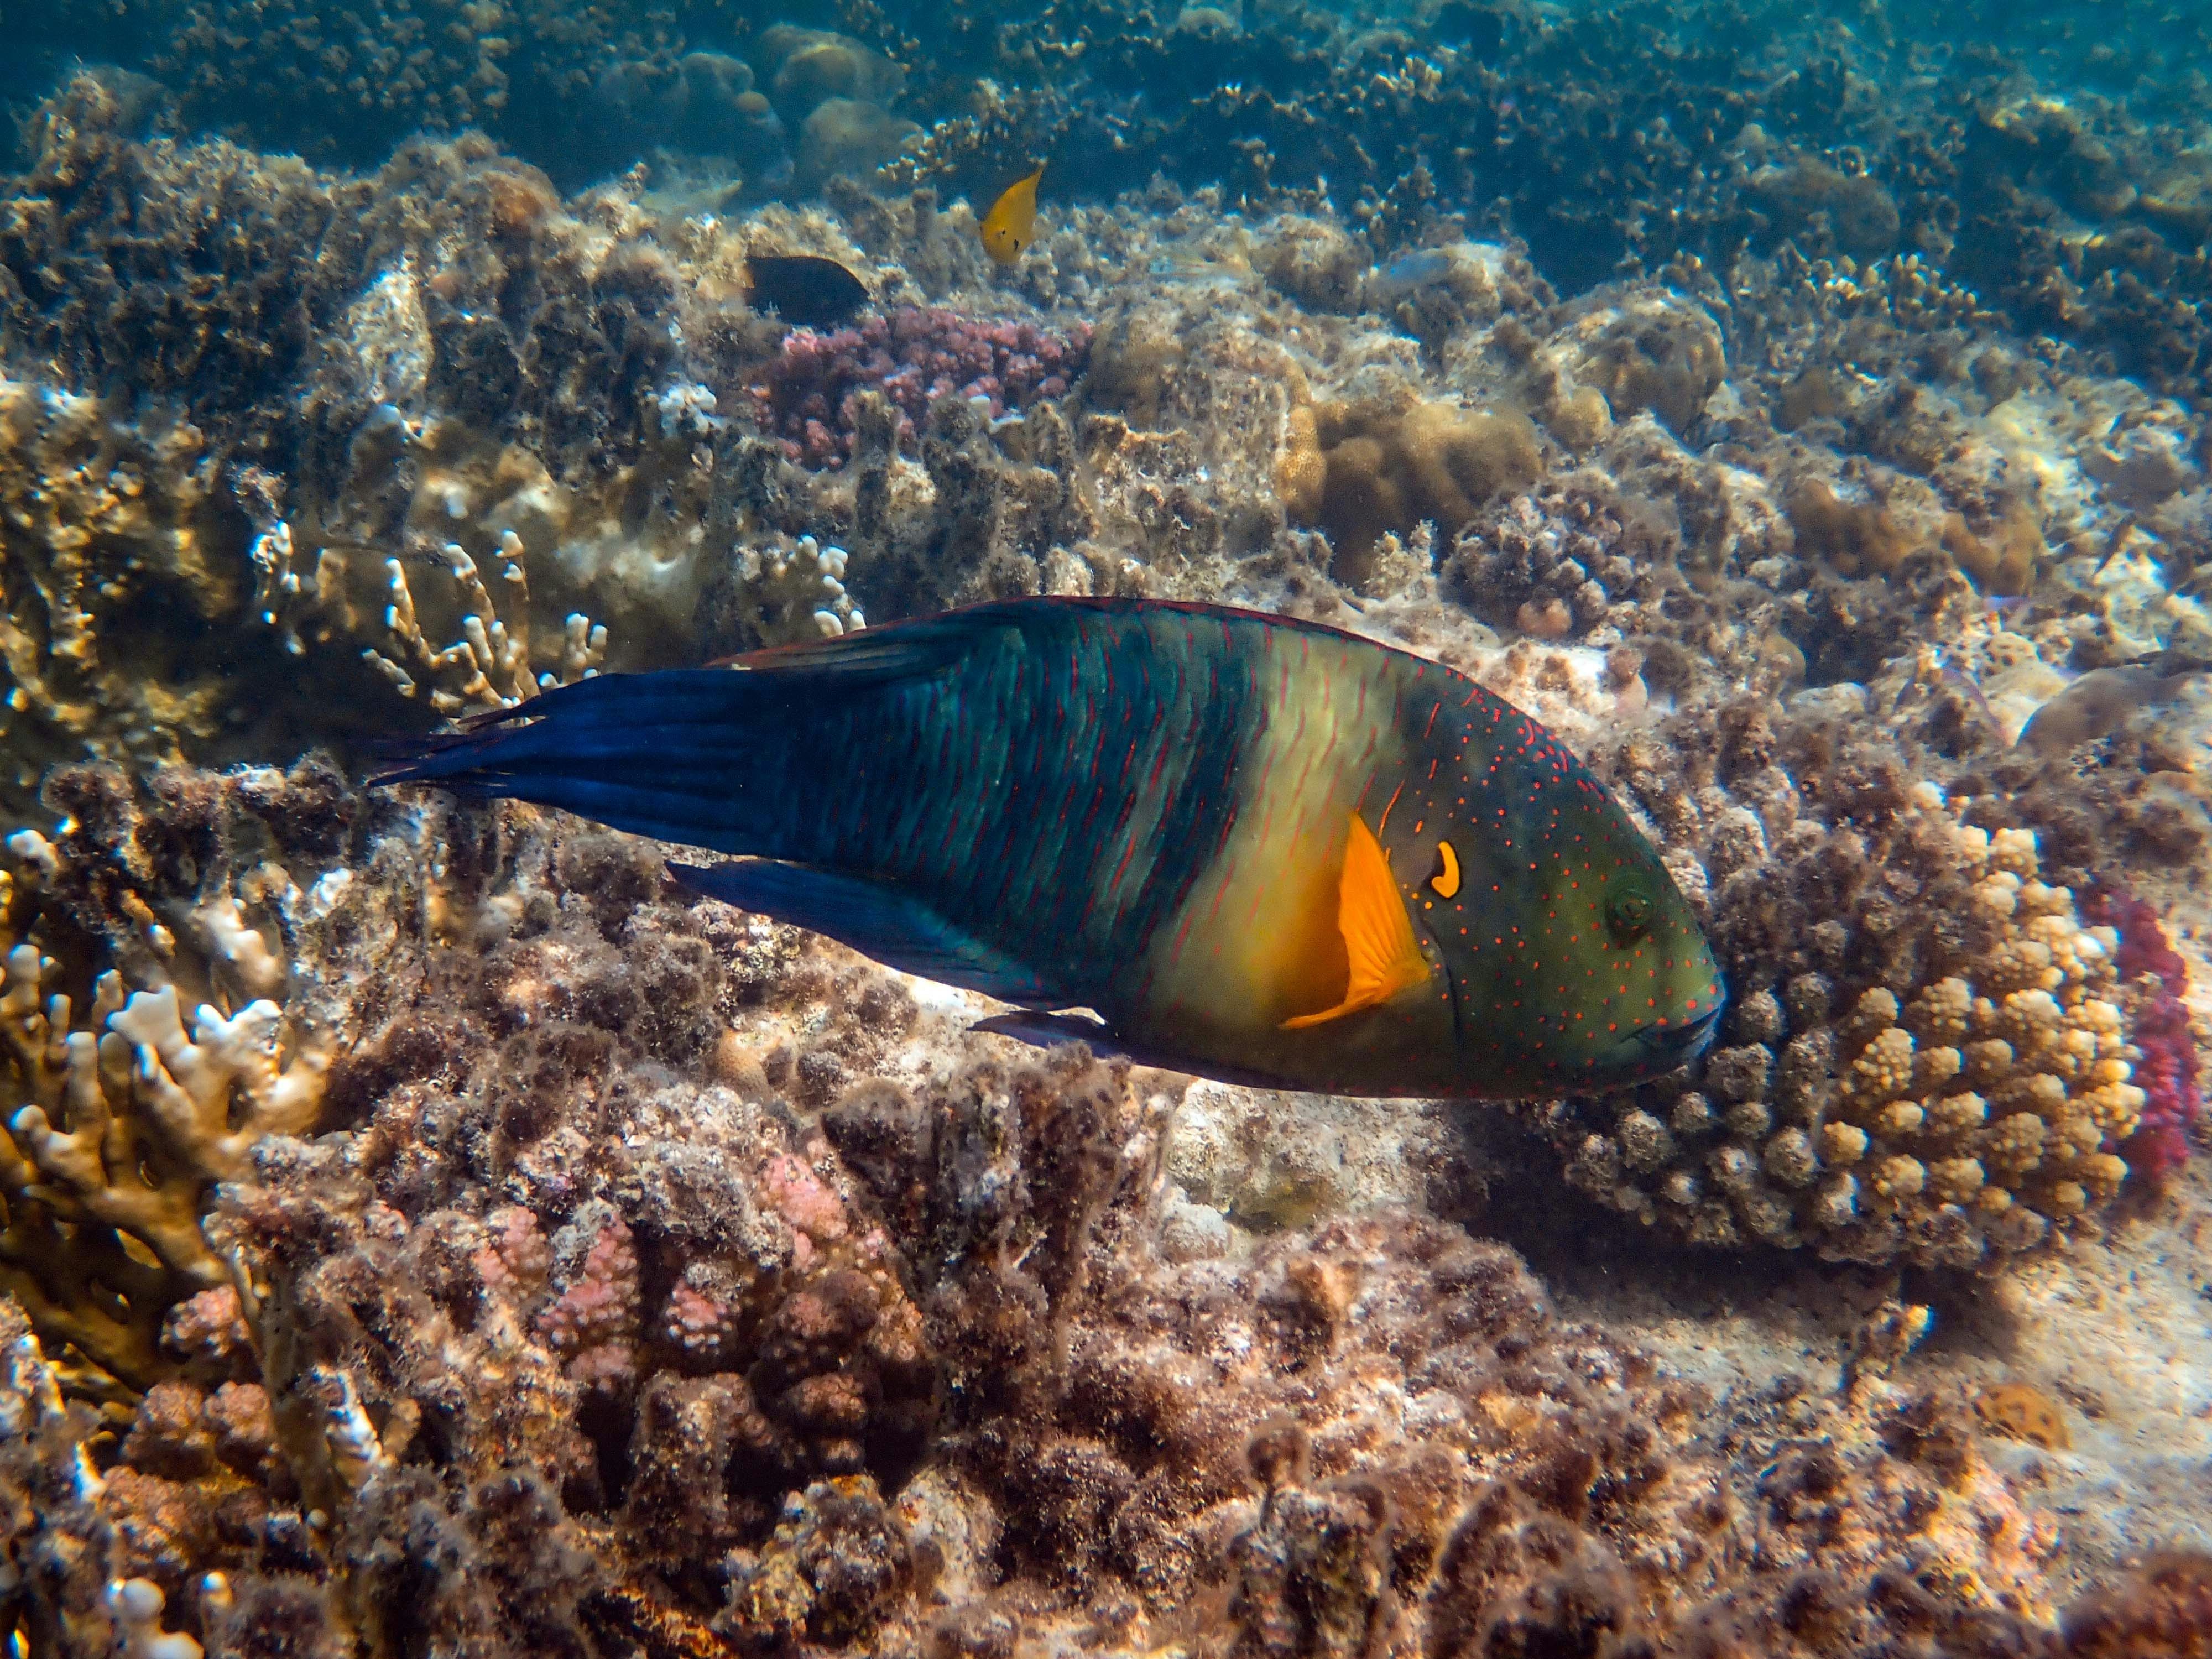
(5, 11, 2212, 1648)
(359, 535, 610, 716)
(0, 745, 2200, 1653)
(0, 763, 344, 1408)
(743, 306, 1090, 468)
(0, 378, 287, 807)
(0, 893, 2187, 1656)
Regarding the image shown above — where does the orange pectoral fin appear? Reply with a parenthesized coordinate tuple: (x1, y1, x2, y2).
(1281, 811, 1432, 1030)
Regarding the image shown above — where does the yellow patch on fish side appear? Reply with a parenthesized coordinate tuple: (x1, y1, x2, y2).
(1281, 812, 1431, 1029)
(1973, 1383, 2070, 1451)
(980, 165, 1045, 265)
(1430, 840, 1461, 899)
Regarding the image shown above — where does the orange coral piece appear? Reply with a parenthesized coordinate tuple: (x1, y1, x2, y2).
(1973, 1382, 2072, 1451)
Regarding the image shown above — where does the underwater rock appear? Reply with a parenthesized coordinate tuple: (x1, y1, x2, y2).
(587, 52, 790, 182)
(1784, 468, 1952, 581)
(798, 99, 925, 191)
(2016, 667, 2202, 758)
(1750, 155, 1903, 258)
(1541, 289, 1729, 436)
(1258, 216, 1367, 313)
(756, 26, 910, 124)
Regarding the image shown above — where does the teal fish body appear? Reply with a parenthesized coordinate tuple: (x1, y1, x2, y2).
(376, 597, 1722, 1098)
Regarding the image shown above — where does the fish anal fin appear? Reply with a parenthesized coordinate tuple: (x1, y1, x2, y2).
(671, 861, 1055, 1005)
(1280, 811, 1431, 1030)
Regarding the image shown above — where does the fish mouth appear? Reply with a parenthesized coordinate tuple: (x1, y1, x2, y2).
(1655, 1000, 1717, 1066)
(1638, 999, 1725, 1070)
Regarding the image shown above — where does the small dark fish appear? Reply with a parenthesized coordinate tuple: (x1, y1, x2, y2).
(746, 255, 869, 328)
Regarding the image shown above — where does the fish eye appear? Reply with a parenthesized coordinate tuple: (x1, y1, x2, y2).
(1606, 884, 1654, 941)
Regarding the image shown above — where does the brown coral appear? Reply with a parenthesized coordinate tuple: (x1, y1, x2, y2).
(0, 770, 333, 1406)
(1277, 392, 1543, 589)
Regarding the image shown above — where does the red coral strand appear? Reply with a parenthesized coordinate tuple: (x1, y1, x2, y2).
(2082, 883, 2202, 1180)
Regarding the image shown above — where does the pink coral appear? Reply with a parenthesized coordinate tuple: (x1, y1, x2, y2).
(473, 1204, 552, 1296)
(2083, 883, 2203, 1179)
(535, 1216, 639, 1390)
(764, 1152, 847, 1245)
(662, 1272, 739, 1364)
(161, 1285, 254, 1372)
(745, 306, 1091, 468)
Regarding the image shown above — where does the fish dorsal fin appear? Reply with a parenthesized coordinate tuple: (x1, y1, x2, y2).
(1281, 812, 1431, 1030)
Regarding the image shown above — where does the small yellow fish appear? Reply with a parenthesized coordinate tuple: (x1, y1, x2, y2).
(980, 164, 1045, 265)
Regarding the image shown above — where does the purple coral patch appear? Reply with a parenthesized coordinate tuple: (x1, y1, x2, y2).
(745, 306, 1092, 468)
(2083, 883, 2203, 1180)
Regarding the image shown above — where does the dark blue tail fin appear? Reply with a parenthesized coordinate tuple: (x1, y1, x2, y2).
(369, 669, 800, 852)
(367, 614, 988, 855)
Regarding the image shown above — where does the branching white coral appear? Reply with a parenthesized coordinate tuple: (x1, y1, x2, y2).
(363, 531, 609, 714)
(247, 518, 306, 657)
(736, 534, 867, 644)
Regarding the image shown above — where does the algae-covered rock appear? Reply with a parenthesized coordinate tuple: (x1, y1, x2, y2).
(798, 98, 924, 190)
(1277, 392, 1544, 589)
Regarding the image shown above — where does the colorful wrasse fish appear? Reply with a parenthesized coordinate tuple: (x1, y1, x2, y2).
(980, 164, 1045, 265)
(374, 598, 1723, 1098)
